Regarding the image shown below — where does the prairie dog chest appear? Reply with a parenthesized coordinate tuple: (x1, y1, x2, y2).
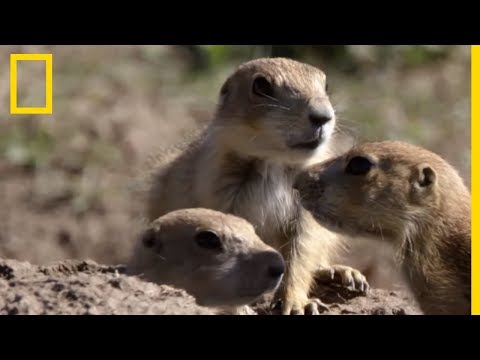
(231, 162, 298, 245)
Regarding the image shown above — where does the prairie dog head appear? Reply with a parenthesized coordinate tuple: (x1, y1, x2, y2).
(128, 208, 285, 307)
(294, 141, 470, 243)
(213, 57, 335, 166)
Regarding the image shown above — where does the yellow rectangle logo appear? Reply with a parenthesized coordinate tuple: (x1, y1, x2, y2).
(10, 53, 53, 115)
(472, 45, 478, 315)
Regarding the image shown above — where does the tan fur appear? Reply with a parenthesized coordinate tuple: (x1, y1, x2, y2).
(128, 208, 285, 312)
(294, 141, 471, 315)
(145, 58, 366, 315)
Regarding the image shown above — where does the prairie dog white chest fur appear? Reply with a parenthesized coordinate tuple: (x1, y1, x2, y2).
(146, 57, 367, 315)
(195, 141, 299, 245)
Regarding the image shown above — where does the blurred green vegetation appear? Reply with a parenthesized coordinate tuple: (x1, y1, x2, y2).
(0, 120, 54, 170)
(0, 45, 470, 181)
(180, 45, 455, 74)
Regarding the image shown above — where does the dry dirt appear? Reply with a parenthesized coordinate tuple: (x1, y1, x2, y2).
(0, 258, 422, 315)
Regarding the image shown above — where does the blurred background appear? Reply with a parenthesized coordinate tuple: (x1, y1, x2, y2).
(0, 45, 471, 268)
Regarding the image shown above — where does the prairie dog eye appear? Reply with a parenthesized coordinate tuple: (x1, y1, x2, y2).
(252, 75, 274, 98)
(345, 156, 374, 175)
(195, 230, 223, 251)
(142, 228, 156, 248)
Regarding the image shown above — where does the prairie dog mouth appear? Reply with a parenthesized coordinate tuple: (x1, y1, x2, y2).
(289, 129, 326, 150)
(291, 138, 321, 150)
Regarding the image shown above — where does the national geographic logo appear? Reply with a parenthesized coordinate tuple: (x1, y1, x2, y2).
(10, 54, 53, 115)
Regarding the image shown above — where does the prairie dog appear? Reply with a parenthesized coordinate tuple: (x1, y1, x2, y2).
(294, 141, 471, 315)
(128, 208, 285, 312)
(146, 58, 367, 315)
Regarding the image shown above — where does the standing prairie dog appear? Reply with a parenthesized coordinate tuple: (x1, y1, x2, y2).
(294, 141, 471, 315)
(146, 58, 368, 315)
(128, 208, 285, 313)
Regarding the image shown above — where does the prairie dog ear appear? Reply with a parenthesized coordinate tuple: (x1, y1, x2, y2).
(219, 77, 232, 105)
(415, 163, 437, 188)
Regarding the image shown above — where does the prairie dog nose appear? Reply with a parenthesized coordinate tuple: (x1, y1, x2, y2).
(309, 108, 332, 128)
(268, 263, 285, 278)
(262, 251, 285, 279)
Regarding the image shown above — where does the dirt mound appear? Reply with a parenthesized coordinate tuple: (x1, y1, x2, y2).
(0, 258, 421, 315)
(0, 258, 213, 315)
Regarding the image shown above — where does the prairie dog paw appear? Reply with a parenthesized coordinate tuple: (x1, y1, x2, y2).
(317, 265, 369, 294)
(272, 297, 329, 315)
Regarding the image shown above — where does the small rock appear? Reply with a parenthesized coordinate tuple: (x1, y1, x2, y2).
(109, 279, 122, 289)
(0, 265, 15, 280)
